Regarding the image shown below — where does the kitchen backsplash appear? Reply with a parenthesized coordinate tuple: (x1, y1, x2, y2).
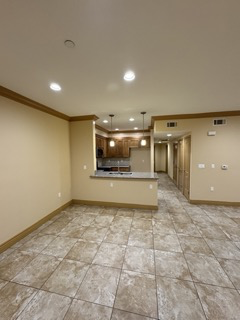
(98, 158, 130, 167)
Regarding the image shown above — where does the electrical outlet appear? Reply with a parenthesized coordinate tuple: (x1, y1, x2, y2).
(149, 184, 153, 189)
(110, 182, 113, 188)
(211, 164, 215, 169)
(210, 187, 214, 192)
(58, 192, 61, 198)
(198, 164, 205, 169)
(83, 165, 87, 170)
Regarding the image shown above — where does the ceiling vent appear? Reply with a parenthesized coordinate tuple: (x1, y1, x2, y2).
(167, 121, 177, 128)
(213, 119, 226, 126)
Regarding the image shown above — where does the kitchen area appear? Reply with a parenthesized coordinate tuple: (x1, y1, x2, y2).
(96, 133, 151, 173)
(69, 118, 158, 209)
(90, 129, 158, 209)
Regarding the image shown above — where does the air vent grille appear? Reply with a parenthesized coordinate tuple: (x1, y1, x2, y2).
(213, 119, 226, 126)
(167, 122, 177, 127)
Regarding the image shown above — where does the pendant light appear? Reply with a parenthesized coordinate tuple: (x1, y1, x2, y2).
(140, 112, 147, 146)
(109, 114, 115, 147)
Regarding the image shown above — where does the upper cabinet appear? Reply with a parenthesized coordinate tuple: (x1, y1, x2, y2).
(128, 139, 140, 148)
(96, 134, 107, 157)
(96, 134, 150, 158)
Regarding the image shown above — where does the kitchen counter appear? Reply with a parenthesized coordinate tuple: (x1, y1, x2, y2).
(97, 165, 131, 172)
(98, 166, 130, 168)
(91, 171, 158, 180)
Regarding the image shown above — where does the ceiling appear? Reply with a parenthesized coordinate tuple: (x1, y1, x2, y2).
(154, 130, 190, 143)
(1, 0, 240, 131)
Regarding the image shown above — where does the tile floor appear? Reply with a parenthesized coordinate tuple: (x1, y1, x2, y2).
(0, 173, 240, 319)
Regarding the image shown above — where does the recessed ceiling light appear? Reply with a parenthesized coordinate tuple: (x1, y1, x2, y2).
(134, 127, 138, 130)
(103, 120, 108, 123)
(167, 134, 172, 137)
(129, 118, 134, 122)
(158, 141, 162, 143)
(115, 128, 119, 131)
(124, 71, 135, 81)
(64, 40, 75, 48)
(50, 83, 61, 91)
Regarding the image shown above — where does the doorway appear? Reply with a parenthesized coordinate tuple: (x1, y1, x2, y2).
(178, 139, 184, 193)
(183, 136, 191, 199)
(173, 143, 178, 185)
(176, 136, 191, 199)
(154, 143, 167, 172)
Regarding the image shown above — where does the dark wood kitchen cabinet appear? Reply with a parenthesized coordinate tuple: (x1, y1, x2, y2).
(116, 140, 123, 157)
(128, 139, 139, 148)
(111, 166, 130, 172)
(106, 139, 125, 157)
(123, 140, 130, 157)
(96, 135, 107, 157)
(96, 135, 150, 158)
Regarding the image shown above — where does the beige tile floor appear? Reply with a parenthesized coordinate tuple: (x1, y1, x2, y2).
(1, 173, 240, 319)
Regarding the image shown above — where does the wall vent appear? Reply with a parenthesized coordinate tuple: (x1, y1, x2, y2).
(167, 121, 177, 127)
(213, 119, 226, 126)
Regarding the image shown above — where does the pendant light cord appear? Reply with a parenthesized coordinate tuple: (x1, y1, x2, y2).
(111, 117, 112, 137)
(141, 111, 146, 140)
(143, 114, 144, 138)
(109, 114, 114, 141)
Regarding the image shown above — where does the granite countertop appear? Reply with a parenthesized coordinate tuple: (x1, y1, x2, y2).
(109, 165, 130, 168)
(90, 171, 158, 180)
(98, 165, 130, 168)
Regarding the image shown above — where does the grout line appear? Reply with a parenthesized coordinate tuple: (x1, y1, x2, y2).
(170, 195, 207, 320)
(111, 211, 134, 316)
(14, 285, 40, 320)
(2, 176, 240, 319)
(70, 215, 112, 301)
(152, 215, 159, 320)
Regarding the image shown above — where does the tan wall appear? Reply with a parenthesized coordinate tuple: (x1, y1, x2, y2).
(70, 121, 157, 206)
(155, 116, 240, 202)
(130, 148, 151, 172)
(0, 97, 71, 245)
(70, 120, 96, 200)
(154, 144, 167, 172)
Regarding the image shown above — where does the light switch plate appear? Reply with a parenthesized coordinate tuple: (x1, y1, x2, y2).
(207, 131, 216, 136)
(198, 164, 205, 169)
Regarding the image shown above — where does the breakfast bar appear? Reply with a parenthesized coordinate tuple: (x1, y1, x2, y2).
(91, 171, 158, 180)
(89, 171, 159, 209)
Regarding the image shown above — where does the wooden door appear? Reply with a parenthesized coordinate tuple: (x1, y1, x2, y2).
(173, 143, 178, 185)
(183, 136, 191, 199)
(178, 139, 184, 193)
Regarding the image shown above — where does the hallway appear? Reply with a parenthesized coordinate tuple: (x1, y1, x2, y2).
(0, 174, 240, 319)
